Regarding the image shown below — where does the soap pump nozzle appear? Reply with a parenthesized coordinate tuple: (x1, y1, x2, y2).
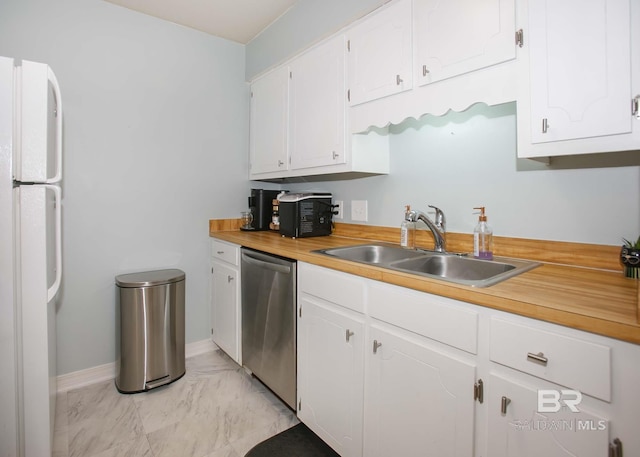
(474, 206, 487, 222)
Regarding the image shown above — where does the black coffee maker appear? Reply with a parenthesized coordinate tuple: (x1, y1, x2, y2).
(247, 189, 281, 231)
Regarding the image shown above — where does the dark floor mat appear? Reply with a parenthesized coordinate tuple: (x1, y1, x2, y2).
(245, 423, 340, 457)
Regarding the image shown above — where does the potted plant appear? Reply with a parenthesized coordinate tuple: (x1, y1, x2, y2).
(620, 236, 640, 279)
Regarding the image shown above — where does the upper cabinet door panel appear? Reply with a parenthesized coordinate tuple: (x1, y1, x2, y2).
(529, 0, 631, 143)
(347, 0, 413, 106)
(249, 66, 289, 176)
(289, 35, 347, 170)
(415, 0, 516, 86)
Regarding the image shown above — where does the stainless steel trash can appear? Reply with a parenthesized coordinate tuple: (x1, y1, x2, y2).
(115, 269, 185, 393)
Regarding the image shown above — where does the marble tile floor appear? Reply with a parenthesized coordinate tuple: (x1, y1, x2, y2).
(53, 349, 299, 457)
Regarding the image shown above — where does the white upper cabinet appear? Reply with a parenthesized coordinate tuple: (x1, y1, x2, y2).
(289, 35, 347, 170)
(414, 0, 516, 86)
(517, 0, 640, 158)
(249, 66, 289, 176)
(529, 0, 630, 143)
(347, 0, 413, 106)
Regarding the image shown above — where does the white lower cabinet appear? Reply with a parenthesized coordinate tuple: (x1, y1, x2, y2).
(363, 322, 476, 457)
(297, 262, 640, 457)
(486, 372, 609, 457)
(210, 240, 241, 364)
(297, 295, 364, 457)
(297, 262, 478, 457)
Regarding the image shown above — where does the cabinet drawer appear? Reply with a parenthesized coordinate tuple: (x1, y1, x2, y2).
(368, 281, 478, 354)
(211, 239, 239, 266)
(489, 317, 611, 402)
(298, 262, 365, 313)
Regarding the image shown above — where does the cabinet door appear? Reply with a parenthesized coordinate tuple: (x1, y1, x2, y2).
(289, 35, 347, 170)
(249, 66, 289, 176)
(210, 260, 240, 363)
(364, 324, 476, 457)
(297, 296, 364, 457)
(347, 0, 412, 106)
(487, 373, 609, 457)
(528, 0, 631, 143)
(414, 0, 516, 86)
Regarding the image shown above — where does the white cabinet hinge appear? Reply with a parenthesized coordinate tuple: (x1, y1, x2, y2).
(609, 437, 623, 457)
(515, 29, 524, 48)
(299, 307, 302, 318)
(473, 379, 484, 404)
(632, 95, 639, 118)
(298, 398, 302, 411)
(347, 40, 351, 52)
(289, 71, 292, 79)
(347, 89, 351, 102)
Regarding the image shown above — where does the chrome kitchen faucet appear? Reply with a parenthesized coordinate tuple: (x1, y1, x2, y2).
(405, 205, 447, 252)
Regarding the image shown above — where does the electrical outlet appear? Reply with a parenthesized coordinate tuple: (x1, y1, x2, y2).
(351, 200, 368, 222)
(334, 200, 344, 219)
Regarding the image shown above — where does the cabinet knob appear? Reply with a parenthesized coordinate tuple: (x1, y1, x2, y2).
(332, 151, 339, 160)
(396, 74, 403, 85)
(278, 160, 284, 167)
(227, 275, 234, 283)
(346, 329, 354, 342)
(373, 340, 382, 354)
(526, 352, 548, 366)
(501, 396, 511, 415)
(422, 65, 430, 77)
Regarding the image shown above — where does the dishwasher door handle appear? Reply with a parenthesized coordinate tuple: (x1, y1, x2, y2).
(241, 251, 292, 274)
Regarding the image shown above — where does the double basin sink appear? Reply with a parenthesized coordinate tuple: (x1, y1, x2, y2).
(314, 244, 540, 287)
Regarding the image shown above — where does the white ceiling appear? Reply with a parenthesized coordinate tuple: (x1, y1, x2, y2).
(104, 0, 299, 44)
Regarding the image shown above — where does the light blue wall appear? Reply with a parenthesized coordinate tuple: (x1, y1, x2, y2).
(246, 0, 388, 80)
(279, 103, 640, 246)
(0, 0, 249, 375)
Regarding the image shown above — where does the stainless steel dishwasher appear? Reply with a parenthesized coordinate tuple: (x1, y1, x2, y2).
(241, 248, 296, 409)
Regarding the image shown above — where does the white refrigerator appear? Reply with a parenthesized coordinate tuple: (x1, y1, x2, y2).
(0, 56, 63, 457)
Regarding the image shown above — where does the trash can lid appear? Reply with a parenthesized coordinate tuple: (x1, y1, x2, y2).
(115, 269, 185, 288)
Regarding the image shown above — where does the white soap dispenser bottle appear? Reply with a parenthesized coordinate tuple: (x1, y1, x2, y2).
(473, 206, 493, 260)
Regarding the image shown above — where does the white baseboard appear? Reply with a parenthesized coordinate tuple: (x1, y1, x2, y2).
(56, 339, 217, 393)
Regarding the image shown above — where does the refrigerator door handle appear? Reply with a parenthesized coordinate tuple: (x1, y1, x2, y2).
(45, 184, 62, 301)
(45, 68, 62, 184)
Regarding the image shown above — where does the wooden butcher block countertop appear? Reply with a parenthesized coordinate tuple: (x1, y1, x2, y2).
(210, 220, 640, 345)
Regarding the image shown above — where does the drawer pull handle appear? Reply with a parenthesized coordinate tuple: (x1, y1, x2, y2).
(373, 340, 382, 354)
(501, 396, 511, 415)
(346, 329, 354, 342)
(527, 352, 548, 366)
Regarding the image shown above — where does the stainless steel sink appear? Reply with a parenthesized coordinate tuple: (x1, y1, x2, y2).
(314, 243, 540, 287)
(318, 244, 426, 264)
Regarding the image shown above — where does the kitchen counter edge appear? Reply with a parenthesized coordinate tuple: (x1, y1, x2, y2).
(210, 229, 640, 345)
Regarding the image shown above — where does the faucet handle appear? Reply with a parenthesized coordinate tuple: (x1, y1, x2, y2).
(428, 205, 446, 230)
